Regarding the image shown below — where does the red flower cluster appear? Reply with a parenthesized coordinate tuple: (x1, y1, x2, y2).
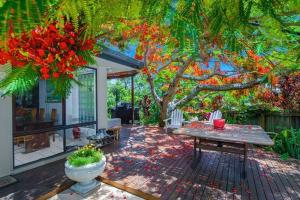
(0, 22, 95, 80)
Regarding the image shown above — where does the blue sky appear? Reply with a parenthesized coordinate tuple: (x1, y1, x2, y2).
(107, 43, 234, 72)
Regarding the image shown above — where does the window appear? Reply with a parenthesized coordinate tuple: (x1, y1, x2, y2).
(13, 68, 97, 167)
(66, 68, 96, 125)
(65, 124, 96, 151)
(14, 80, 63, 132)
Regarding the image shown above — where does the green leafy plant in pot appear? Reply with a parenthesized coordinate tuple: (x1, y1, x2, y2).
(65, 144, 106, 195)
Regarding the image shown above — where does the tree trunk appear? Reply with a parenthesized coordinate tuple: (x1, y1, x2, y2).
(158, 101, 168, 127)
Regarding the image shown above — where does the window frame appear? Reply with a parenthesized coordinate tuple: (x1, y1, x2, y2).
(12, 67, 98, 168)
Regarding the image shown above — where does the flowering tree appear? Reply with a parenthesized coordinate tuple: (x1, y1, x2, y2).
(111, 22, 283, 126)
(0, 0, 298, 103)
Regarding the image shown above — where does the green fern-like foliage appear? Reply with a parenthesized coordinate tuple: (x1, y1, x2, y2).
(51, 0, 141, 40)
(0, 64, 39, 96)
(0, 0, 57, 48)
(0, 0, 141, 45)
(139, 0, 300, 65)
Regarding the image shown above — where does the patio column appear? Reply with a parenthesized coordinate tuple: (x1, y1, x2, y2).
(96, 67, 108, 129)
(131, 75, 134, 124)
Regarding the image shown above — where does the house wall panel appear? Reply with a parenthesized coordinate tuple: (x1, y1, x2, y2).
(0, 70, 13, 177)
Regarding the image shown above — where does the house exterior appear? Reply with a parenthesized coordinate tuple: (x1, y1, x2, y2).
(0, 47, 143, 178)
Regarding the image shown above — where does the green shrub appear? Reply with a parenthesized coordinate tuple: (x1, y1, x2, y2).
(273, 128, 300, 160)
(67, 144, 103, 167)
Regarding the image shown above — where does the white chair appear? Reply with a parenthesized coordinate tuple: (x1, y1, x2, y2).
(164, 109, 184, 133)
(206, 110, 222, 124)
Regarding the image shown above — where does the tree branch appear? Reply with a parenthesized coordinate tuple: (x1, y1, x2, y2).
(143, 46, 162, 104)
(173, 77, 265, 108)
(165, 56, 193, 99)
(174, 91, 215, 109)
(182, 70, 254, 81)
(195, 77, 265, 92)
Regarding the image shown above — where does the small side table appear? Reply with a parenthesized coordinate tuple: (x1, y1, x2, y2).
(107, 126, 122, 140)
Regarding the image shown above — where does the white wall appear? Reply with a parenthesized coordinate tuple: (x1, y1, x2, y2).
(0, 70, 13, 177)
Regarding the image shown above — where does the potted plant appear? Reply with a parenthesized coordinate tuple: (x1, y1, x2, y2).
(65, 144, 106, 195)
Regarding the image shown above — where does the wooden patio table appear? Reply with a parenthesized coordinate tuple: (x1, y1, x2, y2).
(173, 122, 274, 177)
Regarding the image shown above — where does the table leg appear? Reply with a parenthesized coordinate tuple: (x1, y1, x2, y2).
(194, 137, 197, 158)
(244, 143, 248, 178)
(198, 138, 202, 159)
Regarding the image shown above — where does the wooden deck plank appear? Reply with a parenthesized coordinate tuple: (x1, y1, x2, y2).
(215, 152, 231, 199)
(166, 153, 199, 199)
(182, 151, 214, 199)
(234, 154, 242, 199)
(261, 153, 292, 200)
(248, 150, 267, 200)
(140, 153, 192, 197)
(251, 148, 275, 200)
(181, 150, 211, 199)
(200, 151, 223, 199)
(283, 160, 300, 199)
(257, 150, 284, 200)
(270, 155, 300, 199)
(226, 151, 239, 199)
(242, 153, 258, 200)
(214, 152, 228, 199)
(193, 151, 219, 199)
(158, 153, 193, 199)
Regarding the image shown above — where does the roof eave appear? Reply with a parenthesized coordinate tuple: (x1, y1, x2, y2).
(97, 47, 144, 70)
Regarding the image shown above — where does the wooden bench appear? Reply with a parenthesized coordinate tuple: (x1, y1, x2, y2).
(107, 126, 122, 141)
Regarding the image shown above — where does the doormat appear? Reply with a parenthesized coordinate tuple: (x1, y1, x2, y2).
(0, 176, 17, 189)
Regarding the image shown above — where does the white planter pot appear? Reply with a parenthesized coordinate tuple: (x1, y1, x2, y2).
(65, 156, 106, 195)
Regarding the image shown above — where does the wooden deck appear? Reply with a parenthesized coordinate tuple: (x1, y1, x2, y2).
(0, 125, 299, 200)
(102, 126, 300, 200)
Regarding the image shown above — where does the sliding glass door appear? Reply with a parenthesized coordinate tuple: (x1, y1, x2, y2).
(13, 68, 97, 167)
(65, 68, 97, 151)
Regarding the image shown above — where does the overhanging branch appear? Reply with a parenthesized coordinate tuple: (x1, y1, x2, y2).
(143, 46, 162, 104)
(173, 77, 265, 108)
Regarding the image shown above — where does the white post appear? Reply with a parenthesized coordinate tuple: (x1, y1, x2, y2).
(96, 67, 108, 129)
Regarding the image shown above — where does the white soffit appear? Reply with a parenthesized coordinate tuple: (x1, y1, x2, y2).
(89, 57, 137, 74)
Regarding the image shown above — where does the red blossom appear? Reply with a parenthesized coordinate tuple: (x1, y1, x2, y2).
(37, 49, 45, 57)
(0, 49, 9, 64)
(134, 54, 143, 60)
(42, 73, 50, 80)
(69, 39, 75, 45)
(47, 54, 54, 63)
(59, 42, 68, 50)
(2, 22, 95, 82)
(68, 74, 74, 79)
(53, 72, 60, 78)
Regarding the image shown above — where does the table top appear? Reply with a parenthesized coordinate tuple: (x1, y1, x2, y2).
(173, 123, 274, 146)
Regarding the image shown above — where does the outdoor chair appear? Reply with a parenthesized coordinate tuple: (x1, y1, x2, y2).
(164, 109, 185, 133)
(205, 110, 222, 124)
